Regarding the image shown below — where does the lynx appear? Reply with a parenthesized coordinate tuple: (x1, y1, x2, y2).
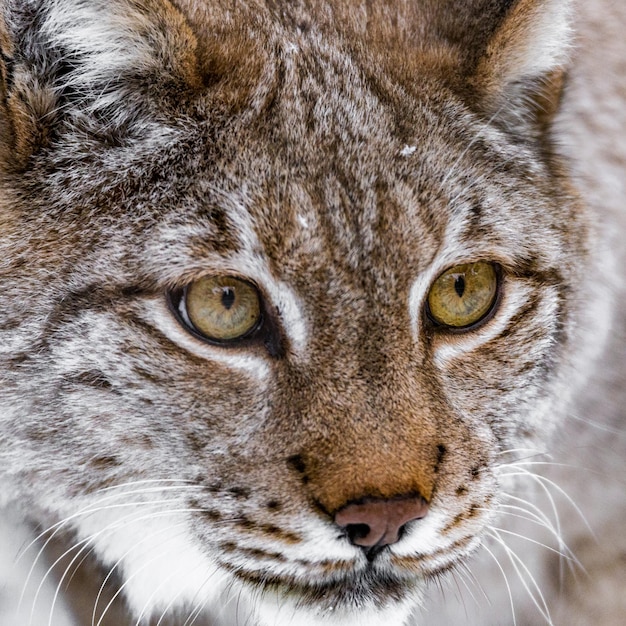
(0, 1, 624, 625)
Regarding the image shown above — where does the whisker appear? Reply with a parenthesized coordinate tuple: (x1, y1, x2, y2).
(481, 542, 517, 626)
(488, 530, 554, 625)
(140, 535, 222, 626)
(484, 505, 566, 550)
(501, 468, 594, 536)
(458, 560, 491, 605)
(451, 567, 480, 611)
(92, 479, 198, 496)
(489, 526, 575, 562)
(17, 483, 202, 576)
(20, 494, 197, 614)
(499, 493, 557, 529)
(568, 412, 625, 435)
(179, 568, 232, 626)
(94, 524, 194, 626)
(44, 507, 192, 626)
(500, 468, 563, 545)
(497, 447, 550, 458)
(95, 520, 188, 626)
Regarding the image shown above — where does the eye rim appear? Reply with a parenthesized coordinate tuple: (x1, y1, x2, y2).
(424, 261, 503, 333)
(166, 275, 266, 347)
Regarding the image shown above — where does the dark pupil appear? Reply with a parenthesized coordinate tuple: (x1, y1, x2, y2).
(454, 275, 466, 298)
(221, 288, 236, 310)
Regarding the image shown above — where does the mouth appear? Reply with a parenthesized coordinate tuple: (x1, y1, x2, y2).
(219, 554, 426, 611)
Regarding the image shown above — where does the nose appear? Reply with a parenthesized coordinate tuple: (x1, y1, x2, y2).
(334, 495, 429, 549)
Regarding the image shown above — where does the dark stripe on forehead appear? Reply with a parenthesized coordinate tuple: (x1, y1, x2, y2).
(191, 202, 243, 255)
(59, 369, 115, 391)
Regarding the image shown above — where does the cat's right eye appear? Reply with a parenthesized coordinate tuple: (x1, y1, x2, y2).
(172, 275, 263, 343)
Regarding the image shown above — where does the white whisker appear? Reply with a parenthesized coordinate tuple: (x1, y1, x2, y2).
(489, 526, 575, 562)
(21, 494, 197, 615)
(95, 520, 187, 626)
(458, 560, 491, 605)
(43, 506, 192, 626)
(94, 524, 194, 626)
(500, 468, 593, 536)
(487, 530, 554, 625)
(451, 567, 480, 610)
(481, 543, 517, 626)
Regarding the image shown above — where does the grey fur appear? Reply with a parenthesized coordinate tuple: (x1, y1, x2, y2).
(0, 1, 624, 625)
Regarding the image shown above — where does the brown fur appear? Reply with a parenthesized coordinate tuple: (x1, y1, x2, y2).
(0, 1, 623, 625)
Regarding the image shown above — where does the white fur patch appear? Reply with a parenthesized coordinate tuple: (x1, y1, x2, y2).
(510, 0, 573, 79)
(483, 0, 574, 93)
(148, 193, 310, 356)
(139, 296, 272, 379)
(432, 280, 543, 368)
(41, 1, 157, 100)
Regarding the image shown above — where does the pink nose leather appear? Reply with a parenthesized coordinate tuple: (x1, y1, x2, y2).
(334, 496, 429, 547)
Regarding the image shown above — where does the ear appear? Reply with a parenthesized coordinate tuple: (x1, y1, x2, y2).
(470, 0, 573, 133)
(0, 19, 16, 169)
(0, 0, 204, 171)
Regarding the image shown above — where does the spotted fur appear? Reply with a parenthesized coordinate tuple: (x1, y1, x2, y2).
(0, 1, 623, 625)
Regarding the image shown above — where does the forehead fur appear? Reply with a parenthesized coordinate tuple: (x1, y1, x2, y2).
(0, 0, 580, 297)
(0, 0, 540, 146)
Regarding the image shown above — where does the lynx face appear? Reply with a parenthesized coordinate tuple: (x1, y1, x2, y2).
(0, 1, 600, 625)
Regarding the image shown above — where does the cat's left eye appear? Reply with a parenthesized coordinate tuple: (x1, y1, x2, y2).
(174, 275, 262, 343)
(426, 261, 499, 330)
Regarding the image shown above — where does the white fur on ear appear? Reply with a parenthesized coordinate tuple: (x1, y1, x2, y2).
(42, 0, 160, 91)
(38, 0, 198, 116)
(474, 0, 573, 103)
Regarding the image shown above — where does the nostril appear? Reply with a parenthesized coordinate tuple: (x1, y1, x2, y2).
(334, 495, 429, 549)
(345, 523, 371, 545)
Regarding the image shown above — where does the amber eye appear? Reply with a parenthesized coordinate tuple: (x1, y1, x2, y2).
(182, 276, 262, 342)
(427, 262, 499, 329)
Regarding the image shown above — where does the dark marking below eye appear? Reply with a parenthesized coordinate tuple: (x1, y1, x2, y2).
(287, 454, 307, 474)
(260, 524, 302, 544)
(237, 546, 287, 562)
(228, 486, 251, 499)
(442, 513, 466, 534)
(266, 500, 282, 511)
(456, 486, 469, 496)
(300, 559, 355, 575)
(470, 202, 482, 218)
(199, 509, 222, 522)
(187, 432, 207, 453)
(233, 516, 302, 544)
(65, 370, 113, 390)
(90, 456, 121, 469)
(220, 541, 237, 553)
(434, 444, 447, 473)
(235, 515, 255, 531)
